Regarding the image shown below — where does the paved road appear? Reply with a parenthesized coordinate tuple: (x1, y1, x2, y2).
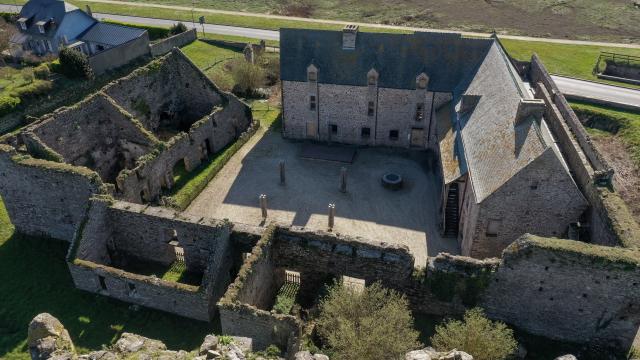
(3, 4, 639, 109)
(551, 76, 640, 110)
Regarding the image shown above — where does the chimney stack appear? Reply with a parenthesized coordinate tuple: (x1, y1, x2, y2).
(342, 24, 358, 50)
(515, 99, 546, 125)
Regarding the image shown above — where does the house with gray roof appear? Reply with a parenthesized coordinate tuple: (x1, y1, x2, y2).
(280, 26, 589, 258)
(11, 0, 147, 57)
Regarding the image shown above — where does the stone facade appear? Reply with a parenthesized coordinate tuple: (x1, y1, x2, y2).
(282, 81, 437, 149)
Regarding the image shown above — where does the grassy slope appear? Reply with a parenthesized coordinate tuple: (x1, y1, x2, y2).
(569, 101, 640, 166)
(0, 198, 213, 359)
(180, 40, 241, 91)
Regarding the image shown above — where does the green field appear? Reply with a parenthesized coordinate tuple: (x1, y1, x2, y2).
(181, 39, 242, 91)
(0, 197, 213, 360)
(72, 0, 639, 43)
(502, 39, 640, 90)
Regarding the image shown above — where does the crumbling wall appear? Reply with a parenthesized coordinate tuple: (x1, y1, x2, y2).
(68, 259, 211, 321)
(68, 199, 233, 322)
(103, 50, 223, 138)
(106, 201, 230, 272)
(218, 225, 300, 350)
(272, 227, 414, 286)
(22, 94, 157, 183)
(529, 56, 640, 248)
(0, 145, 104, 241)
(481, 235, 640, 352)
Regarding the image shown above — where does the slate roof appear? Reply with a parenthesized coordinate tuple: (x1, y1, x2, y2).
(18, 0, 89, 37)
(281, 29, 562, 203)
(79, 22, 147, 46)
(280, 29, 493, 91)
(455, 42, 549, 202)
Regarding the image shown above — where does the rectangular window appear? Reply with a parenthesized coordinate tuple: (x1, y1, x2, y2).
(486, 219, 501, 237)
(309, 95, 316, 111)
(37, 24, 44, 34)
(330, 124, 338, 134)
(361, 127, 371, 138)
(368, 76, 376, 86)
(416, 103, 425, 121)
(308, 71, 317, 82)
(18, 19, 26, 30)
(98, 275, 107, 290)
(128, 282, 136, 296)
(367, 101, 375, 116)
(389, 130, 399, 140)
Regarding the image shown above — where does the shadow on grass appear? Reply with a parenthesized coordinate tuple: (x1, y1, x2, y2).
(0, 232, 215, 359)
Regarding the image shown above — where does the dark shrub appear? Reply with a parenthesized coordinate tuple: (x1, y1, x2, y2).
(170, 22, 188, 35)
(58, 48, 93, 79)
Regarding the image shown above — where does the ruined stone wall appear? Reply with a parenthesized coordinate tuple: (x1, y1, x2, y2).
(466, 148, 589, 258)
(103, 50, 223, 136)
(23, 94, 157, 183)
(481, 235, 640, 352)
(282, 81, 436, 148)
(106, 201, 230, 272)
(272, 227, 414, 286)
(218, 225, 301, 350)
(68, 259, 211, 321)
(0, 145, 104, 241)
(530, 55, 640, 248)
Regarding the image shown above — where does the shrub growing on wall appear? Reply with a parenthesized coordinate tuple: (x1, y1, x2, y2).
(170, 22, 188, 35)
(58, 48, 93, 79)
(316, 281, 421, 360)
(431, 308, 517, 360)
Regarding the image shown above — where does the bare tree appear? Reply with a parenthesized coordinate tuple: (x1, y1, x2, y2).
(0, 18, 17, 53)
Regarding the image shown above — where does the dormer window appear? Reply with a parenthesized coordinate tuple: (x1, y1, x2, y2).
(416, 73, 429, 90)
(17, 18, 27, 30)
(307, 64, 318, 82)
(367, 68, 378, 86)
(36, 21, 47, 34)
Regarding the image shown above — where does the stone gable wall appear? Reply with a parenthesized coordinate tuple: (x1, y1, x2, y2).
(0, 145, 103, 241)
(467, 148, 589, 258)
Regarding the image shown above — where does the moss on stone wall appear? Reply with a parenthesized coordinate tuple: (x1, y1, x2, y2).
(506, 234, 640, 270)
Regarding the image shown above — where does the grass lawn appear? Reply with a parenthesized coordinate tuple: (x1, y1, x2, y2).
(501, 39, 640, 90)
(181, 39, 242, 91)
(0, 197, 214, 360)
(569, 101, 640, 166)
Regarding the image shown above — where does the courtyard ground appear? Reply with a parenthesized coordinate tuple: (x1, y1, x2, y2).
(186, 125, 459, 268)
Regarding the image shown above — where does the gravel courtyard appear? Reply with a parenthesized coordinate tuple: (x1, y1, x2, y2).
(186, 128, 459, 267)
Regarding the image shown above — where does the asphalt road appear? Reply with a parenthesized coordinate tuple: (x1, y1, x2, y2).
(2, 4, 638, 109)
(551, 76, 640, 110)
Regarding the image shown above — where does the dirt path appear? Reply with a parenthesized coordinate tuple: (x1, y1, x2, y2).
(72, 0, 640, 48)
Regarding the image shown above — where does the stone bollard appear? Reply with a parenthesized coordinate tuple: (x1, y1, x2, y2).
(328, 203, 335, 230)
(340, 167, 347, 193)
(279, 160, 285, 185)
(259, 194, 268, 219)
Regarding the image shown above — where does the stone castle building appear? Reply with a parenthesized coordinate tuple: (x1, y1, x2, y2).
(280, 27, 588, 258)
